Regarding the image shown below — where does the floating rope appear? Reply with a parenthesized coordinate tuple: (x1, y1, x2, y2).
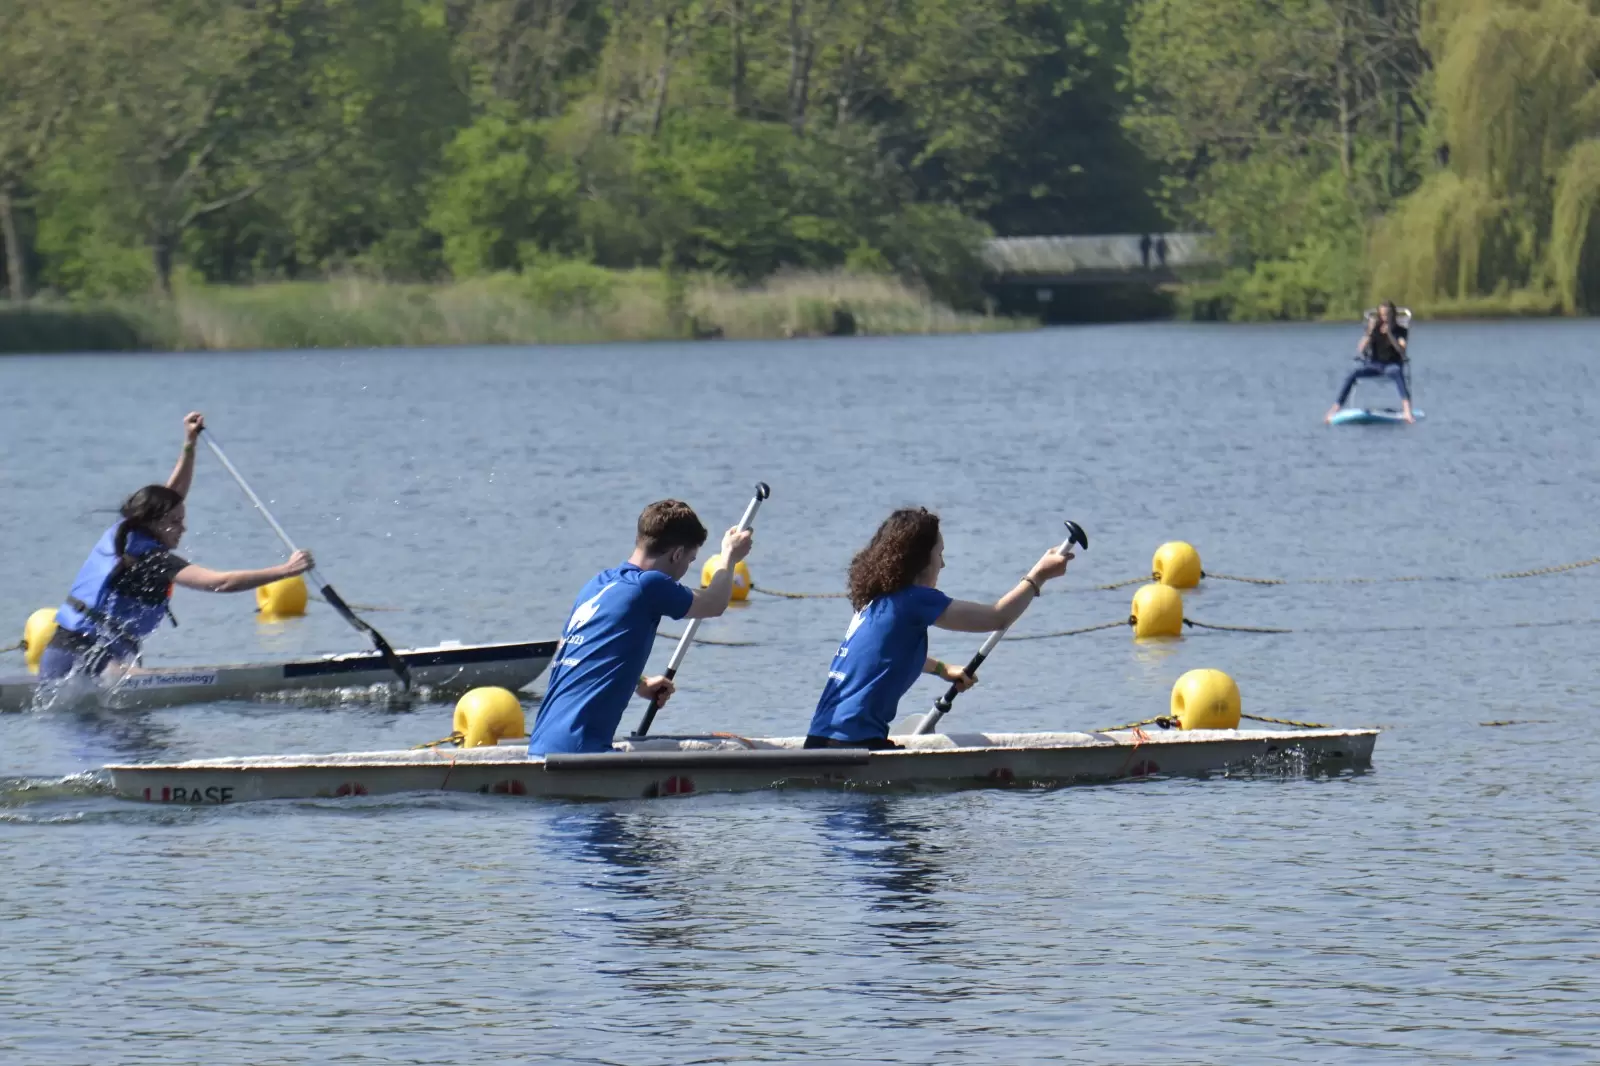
(1093, 715, 1178, 732)
(1183, 618, 1292, 634)
(1007, 619, 1131, 641)
(657, 629, 761, 647)
(412, 731, 465, 750)
(1241, 712, 1331, 729)
(1093, 712, 1333, 731)
(1480, 719, 1551, 727)
(1202, 555, 1600, 586)
(751, 584, 848, 599)
(0, 640, 24, 655)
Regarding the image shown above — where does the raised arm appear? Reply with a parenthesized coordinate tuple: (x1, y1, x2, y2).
(172, 550, 312, 593)
(933, 545, 1073, 633)
(166, 412, 205, 498)
(682, 527, 754, 620)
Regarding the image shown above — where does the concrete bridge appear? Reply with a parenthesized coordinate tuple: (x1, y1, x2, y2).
(982, 232, 1218, 286)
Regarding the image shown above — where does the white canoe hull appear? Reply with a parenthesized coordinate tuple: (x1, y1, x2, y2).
(0, 639, 557, 713)
(105, 727, 1378, 804)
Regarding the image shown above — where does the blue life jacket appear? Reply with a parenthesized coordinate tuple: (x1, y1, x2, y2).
(56, 525, 176, 647)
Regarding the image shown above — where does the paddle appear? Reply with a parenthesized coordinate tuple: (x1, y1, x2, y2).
(911, 519, 1089, 736)
(201, 431, 413, 692)
(631, 482, 770, 738)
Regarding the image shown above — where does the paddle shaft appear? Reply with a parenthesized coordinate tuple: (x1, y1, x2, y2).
(912, 522, 1088, 736)
(631, 483, 770, 737)
(201, 432, 413, 691)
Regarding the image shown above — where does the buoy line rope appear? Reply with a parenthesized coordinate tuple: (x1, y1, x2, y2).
(0, 640, 23, 655)
(1241, 712, 1333, 728)
(1183, 618, 1293, 634)
(412, 731, 466, 750)
(1092, 712, 1333, 732)
(751, 584, 849, 599)
(656, 629, 761, 647)
(1006, 620, 1130, 641)
(1202, 555, 1600, 586)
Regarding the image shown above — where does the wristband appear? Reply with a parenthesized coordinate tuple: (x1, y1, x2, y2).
(1022, 575, 1043, 597)
(930, 659, 946, 677)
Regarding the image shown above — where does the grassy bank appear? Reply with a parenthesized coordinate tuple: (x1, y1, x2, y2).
(0, 269, 1020, 354)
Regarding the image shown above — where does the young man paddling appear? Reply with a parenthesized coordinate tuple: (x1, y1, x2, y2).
(527, 500, 754, 756)
(805, 508, 1071, 749)
(40, 412, 313, 681)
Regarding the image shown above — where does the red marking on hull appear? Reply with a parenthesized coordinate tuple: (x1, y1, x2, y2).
(490, 779, 527, 796)
(334, 782, 369, 797)
(987, 767, 1015, 783)
(1128, 760, 1161, 777)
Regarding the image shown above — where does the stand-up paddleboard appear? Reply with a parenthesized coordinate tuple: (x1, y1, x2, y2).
(1328, 407, 1424, 426)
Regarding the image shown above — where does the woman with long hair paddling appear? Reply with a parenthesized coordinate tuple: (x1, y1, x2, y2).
(805, 508, 1072, 750)
(39, 412, 313, 681)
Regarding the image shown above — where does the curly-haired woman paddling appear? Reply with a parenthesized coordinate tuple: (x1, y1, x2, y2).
(805, 508, 1072, 749)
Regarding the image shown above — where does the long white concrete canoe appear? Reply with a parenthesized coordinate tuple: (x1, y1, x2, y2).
(0, 639, 558, 713)
(105, 726, 1378, 804)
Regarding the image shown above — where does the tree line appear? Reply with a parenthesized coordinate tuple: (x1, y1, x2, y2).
(1, 0, 1594, 318)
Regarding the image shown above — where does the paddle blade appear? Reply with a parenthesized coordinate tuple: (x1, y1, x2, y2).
(319, 584, 413, 691)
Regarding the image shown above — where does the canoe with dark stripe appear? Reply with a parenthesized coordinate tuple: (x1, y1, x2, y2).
(0, 639, 557, 712)
(104, 726, 1379, 803)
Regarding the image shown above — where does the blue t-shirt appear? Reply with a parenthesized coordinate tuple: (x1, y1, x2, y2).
(528, 564, 695, 755)
(807, 585, 953, 742)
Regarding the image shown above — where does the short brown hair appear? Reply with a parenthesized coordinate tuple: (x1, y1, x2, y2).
(636, 499, 708, 554)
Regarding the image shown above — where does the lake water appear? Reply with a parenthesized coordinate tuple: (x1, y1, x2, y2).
(2, 323, 1598, 1063)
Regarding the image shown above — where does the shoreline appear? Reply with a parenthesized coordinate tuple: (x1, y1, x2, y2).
(0, 271, 1026, 354)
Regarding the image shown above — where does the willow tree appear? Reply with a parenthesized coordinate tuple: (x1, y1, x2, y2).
(1370, 0, 1600, 309)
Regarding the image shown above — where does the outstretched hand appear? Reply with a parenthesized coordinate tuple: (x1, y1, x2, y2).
(184, 412, 206, 443)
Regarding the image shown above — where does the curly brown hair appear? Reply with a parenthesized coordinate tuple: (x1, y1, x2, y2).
(847, 508, 940, 609)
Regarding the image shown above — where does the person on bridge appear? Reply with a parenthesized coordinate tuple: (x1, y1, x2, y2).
(527, 499, 754, 755)
(39, 412, 314, 681)
(1325, 301, 1413, 423)
(803, 508, 1072, 750)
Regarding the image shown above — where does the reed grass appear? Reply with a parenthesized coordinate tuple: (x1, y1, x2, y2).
(0, 269, 1016, 354)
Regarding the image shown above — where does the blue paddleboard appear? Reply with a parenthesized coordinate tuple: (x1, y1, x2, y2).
(1328, 407, 1423, 425)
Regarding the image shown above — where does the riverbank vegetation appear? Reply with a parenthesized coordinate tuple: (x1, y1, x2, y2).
(0, 0, 1595, 336)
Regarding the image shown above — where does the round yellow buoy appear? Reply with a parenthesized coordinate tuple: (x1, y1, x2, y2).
(1171, 668, 1241, 730)
(453, 687, 526, 748)
(700, 555, 752, 602)
(23, 608, 58, 673)
(1152, 541, 1202, 589)
(1130, 583, 1184, 639)
(257, 575, 308, 618)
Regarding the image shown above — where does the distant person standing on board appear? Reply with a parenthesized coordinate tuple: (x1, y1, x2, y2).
(803, 508, 1072, 750)
(1139, 233, 1153, 269)
(527, 500, 754, 756)
(1325, 301, 1413, 423)
(1155, 235, 1169, 267)
(39, 412, 314, 681)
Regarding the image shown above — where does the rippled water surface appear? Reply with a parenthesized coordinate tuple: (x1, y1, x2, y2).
(3, 323, 1599, 1063)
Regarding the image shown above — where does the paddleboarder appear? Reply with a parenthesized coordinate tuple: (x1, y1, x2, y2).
(1326, 301, 1413, 423)
(39, 412, 313, 680)
(527, 499, 754, 755)
(804, 508, 1072, 750)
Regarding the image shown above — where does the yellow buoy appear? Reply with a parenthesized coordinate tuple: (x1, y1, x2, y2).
(1130, 583, 1184, 639)
(700, 555, 752, 602)
(257, 575, 308, 618)
(23, 608, 58, 673)
(1152, 541, 1202, 589)
(1170, 668, 1241, 730)
(453, 687, 527, 748)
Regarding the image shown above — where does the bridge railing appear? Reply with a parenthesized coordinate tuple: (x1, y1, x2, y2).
(982, 233, 1218, 276)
